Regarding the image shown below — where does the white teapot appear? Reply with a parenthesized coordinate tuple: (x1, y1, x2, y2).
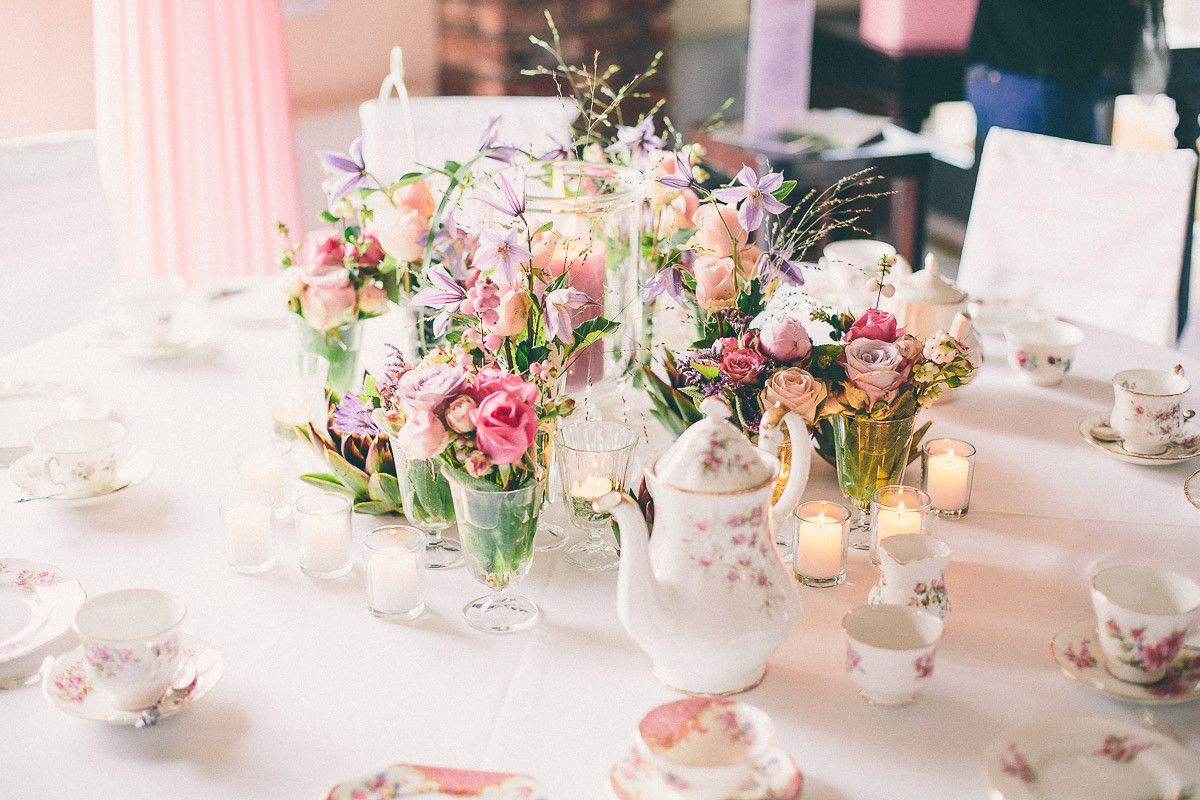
(595, 397, 808, 695)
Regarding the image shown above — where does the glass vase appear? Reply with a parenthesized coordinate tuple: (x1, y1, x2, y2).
(394, 297, 441, 365)
(533, 419, 568, 552)
(832, 414, 918, 549)
(444, 472, 543, 634)
(394, 452, 462, 569)
(289, 316, 364, 397)
(492, 160, 644, 395)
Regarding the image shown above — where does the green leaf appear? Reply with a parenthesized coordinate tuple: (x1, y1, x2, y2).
(694, 361, 720, 380)
(353, 501, 398, 515)
(319, 210, 338, 223)
(299, 474, 357, 496)
(532, 220, 555, 237)
(324, 450, 371, 497)
(369, 472, 405, 508)
(568, 317, 620, 355)
(362, 374, 377, 398)
(771, 180, 797, 203)
(391, 172, 425, 188)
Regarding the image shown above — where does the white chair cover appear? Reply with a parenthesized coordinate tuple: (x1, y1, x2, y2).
(958, 128, 1197, 347)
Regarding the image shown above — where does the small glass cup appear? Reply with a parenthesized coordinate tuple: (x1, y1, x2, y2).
(219, 489, 276, 574)
(869, 485, 933, 566)
(920, 439, 976, 518)
(235, 437, 292, 514)
(270, 353, 329, 439)
(363, 526, 428, 622)
(295, 491, 353, 579)
(555, 421, 639, 572)
(792, 500, 851, 587)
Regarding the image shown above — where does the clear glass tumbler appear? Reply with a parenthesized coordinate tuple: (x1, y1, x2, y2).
(555, 420, 639, 572)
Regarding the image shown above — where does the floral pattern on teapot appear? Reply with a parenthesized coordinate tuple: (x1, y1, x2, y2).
(685, 503, 789, 617)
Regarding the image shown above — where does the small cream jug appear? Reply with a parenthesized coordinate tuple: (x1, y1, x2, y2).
(868, 533, 952, 622)
(596, 397, 808, 695)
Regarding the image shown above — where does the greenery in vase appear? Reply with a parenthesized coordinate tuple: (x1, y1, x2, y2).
(445, 476, 540, 587)
(396, 455, 455, 529)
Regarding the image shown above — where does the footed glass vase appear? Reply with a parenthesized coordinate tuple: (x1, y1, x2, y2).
(832, 414, 917, 549)
(289, 316, 363, 396)
(443, 472, 542, 634)
(395, 453, 462, 569)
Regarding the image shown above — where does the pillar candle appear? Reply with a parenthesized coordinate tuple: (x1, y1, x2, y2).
(367, 548, 422, 614)
(926, 448, 971, 511)
(797, 513, 843, 579)
(548, 222, 606, 392)
(876, 502, 922, 544)
(299, 514, 349, 572)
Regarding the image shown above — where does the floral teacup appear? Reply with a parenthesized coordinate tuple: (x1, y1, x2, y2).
(73, 589, 187, 710)
(635, 697, 774, 800)
(1090, 565, 1200, 684)
(32, 419, 124, 494)
(1111, 367, 1195, 455)
(843, 604, 943, 705)
(1004, 319, 1083, 386)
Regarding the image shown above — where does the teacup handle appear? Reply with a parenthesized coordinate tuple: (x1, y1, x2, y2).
(733, 770, 771, 800)
(1174, 365, 1186, 377)
(1185, 410, 1196, 422)
(40, 455, 67, 489)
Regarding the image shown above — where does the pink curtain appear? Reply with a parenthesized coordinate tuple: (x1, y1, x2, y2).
(94, 0, 301, 284)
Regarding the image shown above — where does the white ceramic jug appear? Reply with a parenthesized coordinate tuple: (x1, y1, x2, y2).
(868, 533, 952, 622)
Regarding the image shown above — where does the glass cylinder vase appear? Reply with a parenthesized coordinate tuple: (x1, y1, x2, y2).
(288, 315, 364, 397)
(394, 452, 462, 569)
(832, 414, 918, 548)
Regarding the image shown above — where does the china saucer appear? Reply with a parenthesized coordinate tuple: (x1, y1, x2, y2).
(0, 559, 85, 687)
(43, 635, 222, 725)
(983, 716, 1200, 800)
(326, 764, 550, 800)
(0, 380, 112, 466)
(609, 745, 803, 800)
(9, 446, 154, 504)
(1078, 411, 1200, 466)
(98, 302, 212, 360)
(1051, 618, 1200, 705)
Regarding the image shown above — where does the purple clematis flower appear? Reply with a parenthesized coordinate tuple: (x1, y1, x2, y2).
(643, 265, 686, 303)
(412, 265, 467, 337)
(475, 172, 526, 218)
(537, 135, 573, 162)
(473, 227, 533, 285)
(544, 287, 591, 344)
(607, 117, 665, 167)
(656, 154, 698, 191)
(712, 165, 788, 233)
(477, 115, 502, 151)
(316, 138, 370, 209)
(755, 243, 805, 286)
(430, 224, 475, 282)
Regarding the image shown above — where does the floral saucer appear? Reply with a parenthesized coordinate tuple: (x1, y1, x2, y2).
(0, 559, 86, 687)
(1078, 411, 1200, 466)
(325, 764, 550, 800)
(9, 446, 154, 504)
(983, 716, 1200, 800)
(98, 303, 212, 360)
(43, 635, 221, 724)
(608, 745, 803, 800)
(1051, 619, 1200, 705)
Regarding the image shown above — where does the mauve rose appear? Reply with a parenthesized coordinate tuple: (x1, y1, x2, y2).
(895, 334, 924, 362)
(396, 363, 469, 414)
(843, 338, 911, 407)
(375, 206, 428, 263)
(470, 366, 539, 405)
(470, 392, 539, 465)
(846, 308, 904, 343)
(396, 410, 449, 461)
(760, 316, 812, 362)
(391, 179, 436, 221)
(488, 283, 531, 337)
(444, 395, 478, 433)
(761, 367, 828, 423)
(356, 233, 386, 267)
(356, 282, 389, 316)
(303, 229, 347, 267)
(299, 265, 357, 330)
(721, 347, 765, 384)
(694, 256, 738, 311)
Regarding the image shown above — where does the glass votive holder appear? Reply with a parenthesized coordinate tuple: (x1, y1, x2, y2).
(920, 439, 976, 518)
(219, 490, 276, 574)
(869, 485, 933, 566)
(235, 437, 292, 510)
(792, 500, 851, 587)
(363, 526, 428, 622)
(295, 491, 353, 579)
(555, 420, 639, 572)
(270, 353, 329, 439)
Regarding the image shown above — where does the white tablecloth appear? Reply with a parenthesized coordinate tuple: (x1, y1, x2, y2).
(3, 312, 1200, 799)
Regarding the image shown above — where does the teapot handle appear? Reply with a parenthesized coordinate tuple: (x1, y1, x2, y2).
(759, 406, 811, 521)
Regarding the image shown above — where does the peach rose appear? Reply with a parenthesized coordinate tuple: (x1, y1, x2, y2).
(691, 203, 761, 276)
(693, 255, 738, 311)
(396, 409, 450, 461)
(299, 265, 357, 330)
(375, 206, 428, 263)
(530, 229, 562, 273)
(487, 283, 531, 337)
(444, 395, 478, 433)
(391, 179, 435, 221)
(761, 367, 828, 424)
(356, 282, 389, 316)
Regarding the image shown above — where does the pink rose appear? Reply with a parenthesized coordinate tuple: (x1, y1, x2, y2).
(356, 233, 386, 267)
(391, 179, 436, 221)
(299, 265, 357, 330)
(396, 410, 450, 461)
(691, 203, 761, 275)
(761, 367, 828, 423)
(846, 308, 904, 343)
(760, 316, 812, 362)
(444, 395, 478, 433)
(895, 334, 924, 362)
(302, 229, 347, 266)
(470, 366, 539, 405)
(470, 392, 539, 465)
(356, 282, 389, 316)
(843, 338, 911, 407)
(655, 188, 701, 239)
(464, 450, 492, 478)
(721, 347, 765, 384)
(375, 206, 428, 263)
(488, 283, 531, 337)
(694, 255, 738, 311)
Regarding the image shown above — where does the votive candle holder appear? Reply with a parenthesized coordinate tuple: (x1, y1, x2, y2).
(363, 526, 427, 622)
(869, 485, 933, 565)
(920, 439, 975, 518)
(792, 500, 851, 587)
(219, 489, 276, 574)
(296, 491, 353, 579)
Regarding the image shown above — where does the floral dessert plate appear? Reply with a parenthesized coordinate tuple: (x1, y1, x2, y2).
(10, 446, 154, 504)
(0, 380, 112, 466)
(983, 716, 1200, 800)
(608, 745, 803, 800)
(1051, 619, 1200, 705)
(0, 560, 86, 688)
(43, 635, 221, 724)
(325, 764, 550, 800)
(1078, 411, 1200, 466)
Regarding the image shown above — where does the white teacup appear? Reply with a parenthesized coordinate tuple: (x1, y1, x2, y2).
(1003, 319, 1083, 386)
(73, 589, 187, 710)
(635, 697, 774, 800)
(102, 275, 187, 347)
(843, 604, 943, 705)
(32, 419, 124, 494)
(821, 239, 901, 308)
(1110, 367, 1194, 455)
(1090, 565, 1200, 684)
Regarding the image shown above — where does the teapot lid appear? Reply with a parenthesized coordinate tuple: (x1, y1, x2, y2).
(899, 254, 967, 306)
(653, 397, 774, 492)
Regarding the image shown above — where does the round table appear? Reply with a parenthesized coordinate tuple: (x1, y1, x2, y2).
(3, 309, 1199, 799)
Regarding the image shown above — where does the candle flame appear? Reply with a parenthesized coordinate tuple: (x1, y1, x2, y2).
(816, 513, 828, 525)
(947, 448, 956, 462)
(897, 501, 906, 512)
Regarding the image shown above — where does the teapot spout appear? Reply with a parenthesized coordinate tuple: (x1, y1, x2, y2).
(594, 490, 665, 651)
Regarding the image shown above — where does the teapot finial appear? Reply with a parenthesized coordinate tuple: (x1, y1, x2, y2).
(923, 252, 938, 276)
(699, 396, 732, 420)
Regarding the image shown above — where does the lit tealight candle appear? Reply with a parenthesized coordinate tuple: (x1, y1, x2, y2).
(927, 448, 971, 511)
(797, 513, 843, 580)
(571, 475, 614, 500)
(876, 501, 922, 544)
(367, 548, 422, 615)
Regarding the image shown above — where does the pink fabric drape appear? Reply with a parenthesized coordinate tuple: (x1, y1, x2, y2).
(94, 0, 300, 284)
